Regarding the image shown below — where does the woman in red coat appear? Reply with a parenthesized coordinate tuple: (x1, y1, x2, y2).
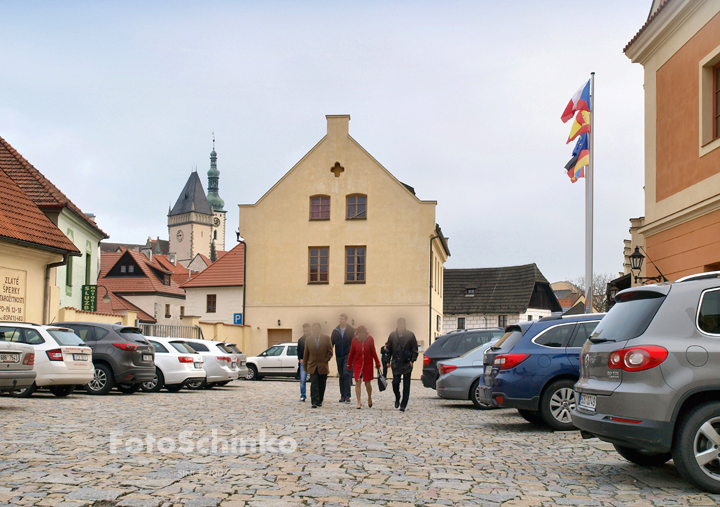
(347, 325, 381, 409)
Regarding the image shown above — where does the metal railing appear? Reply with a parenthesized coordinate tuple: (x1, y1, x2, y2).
(139, 324, 205, 340)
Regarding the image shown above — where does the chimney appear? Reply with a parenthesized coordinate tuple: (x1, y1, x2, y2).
(85, 213, 97, 223)
(168, 253, 176, 266)
(140, 246, 152, 262)
(326, 114, 350, 139)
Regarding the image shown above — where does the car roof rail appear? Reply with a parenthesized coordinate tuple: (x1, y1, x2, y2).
(676, 271, 720, 283)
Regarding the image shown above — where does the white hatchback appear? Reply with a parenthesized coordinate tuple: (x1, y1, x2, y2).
(5, 324, 93, 397)
(142, 337, 206, 392)
(182, 338, 240, 388)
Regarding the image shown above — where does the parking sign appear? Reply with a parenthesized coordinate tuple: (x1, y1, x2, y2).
(234, 313, 243, 325)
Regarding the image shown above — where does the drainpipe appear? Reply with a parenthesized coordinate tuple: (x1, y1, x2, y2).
(429, 234, 440, 345)
(44, 252, 71, 324)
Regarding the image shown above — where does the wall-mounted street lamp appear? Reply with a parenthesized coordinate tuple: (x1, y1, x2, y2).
(97, 285, 112, 304)
(630, 246, 668, 285)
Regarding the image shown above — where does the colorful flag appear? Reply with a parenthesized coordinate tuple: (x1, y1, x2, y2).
(561, 80, 591, 123)
(567, 110, 590, 144)
(564, 133, 588, 183)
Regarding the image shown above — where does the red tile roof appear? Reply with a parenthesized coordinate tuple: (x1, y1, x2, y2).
(153, 254, 193, 286)
(181, 243, 244, 288)
(0, 168, 80, 254)
(624, 0, 672, 52)
(100, 249, 186, 297)
(0, 136, 108, 238)
(95, 291, 156, 323)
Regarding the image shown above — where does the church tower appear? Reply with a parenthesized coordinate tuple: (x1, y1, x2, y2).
(207, 136, 226, 255)
(168, 172, 214, 267)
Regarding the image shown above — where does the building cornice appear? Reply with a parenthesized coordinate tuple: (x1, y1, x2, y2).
(640, 192, 720, 237)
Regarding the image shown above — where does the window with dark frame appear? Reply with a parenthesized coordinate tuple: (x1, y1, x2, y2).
(498, 315, 508, 328)
(457, 317, 465, 330)
(345, 246, 366, 283)
(207, 294, 217, 313)
(310, 196, 330, 220)
(346, 195, 367, 219)
(180, 306, 185, 318)
(85, 253, 92, 286)
(437, 315, 441, 331)
(66, 257, 73, 287)
(165, 304, 171, 318)
(715, 62, 720, 140)
(308, 247, 329, 283)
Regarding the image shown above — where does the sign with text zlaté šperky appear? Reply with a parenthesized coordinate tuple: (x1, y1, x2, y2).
(0, 267, 27, 322)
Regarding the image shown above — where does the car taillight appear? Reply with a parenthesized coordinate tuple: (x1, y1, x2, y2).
(217, 356, 230, 362)
(178, 356, 194, 363)
(46, 349, 63, 361)
(23, 353, 35, 366)
(112, 343, 139, 351)
(439, 364, 457, 375)
(493, 354, 530, 370)
(608, 346, 667, 372)
(423, 356, 431, 367)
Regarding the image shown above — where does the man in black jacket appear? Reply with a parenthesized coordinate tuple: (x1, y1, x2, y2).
(384, 318, 418, 411)
(331, 313, 355, 403)
(297, 323, 310, 402)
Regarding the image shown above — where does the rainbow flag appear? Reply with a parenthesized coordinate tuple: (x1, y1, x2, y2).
(565, 133, 588, 183)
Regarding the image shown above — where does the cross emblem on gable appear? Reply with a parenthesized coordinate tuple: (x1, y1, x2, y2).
(330, 162, 345, 177)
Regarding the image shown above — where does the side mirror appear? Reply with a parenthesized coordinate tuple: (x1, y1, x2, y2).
(261, 352, 267, 357)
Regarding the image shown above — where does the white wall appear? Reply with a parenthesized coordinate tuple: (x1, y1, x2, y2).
(443, 308, 553, 334)
(184, 285, 243, 324)
(121, 294, 186, 325)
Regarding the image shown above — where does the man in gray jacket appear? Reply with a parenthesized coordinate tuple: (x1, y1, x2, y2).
(384, 318, 418, 412)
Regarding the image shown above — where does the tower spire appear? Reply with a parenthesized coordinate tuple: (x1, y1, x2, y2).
(206, 134, 225, 212)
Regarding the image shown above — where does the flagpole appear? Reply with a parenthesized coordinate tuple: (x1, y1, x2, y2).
(585, 72, 595, 313)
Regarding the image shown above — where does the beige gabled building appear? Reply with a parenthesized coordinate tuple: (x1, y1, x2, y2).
(238, 115, 450, 376)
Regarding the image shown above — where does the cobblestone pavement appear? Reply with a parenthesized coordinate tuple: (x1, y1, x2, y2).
(2, 378, 720, 506)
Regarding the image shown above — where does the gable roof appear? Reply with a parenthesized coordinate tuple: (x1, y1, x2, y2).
(99, 249, 185, 297)
(0, 136, 108, 238)
(96, 291, 156, 323)
(181, 242, 244, 288)
(0, 167, 80, 254)
(444, 263, 561, 315)
(153, 254, 192, 286)
(624, 0, 672, 52)
(169, 172, 213, 216)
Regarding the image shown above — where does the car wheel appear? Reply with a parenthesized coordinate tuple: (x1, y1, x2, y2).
(673, 401, 720, 493)
(246, 365, 258, 381)
(9, 382, 37, 398)
(86, 364, 114, 395)
(614, 445, 671, 467)
(540, 379, 577, 431)
(117, 383, 141, 394)
(518, 409, 545, 425)
(470, 380, 492, 410)
(165, 384, 183, 392)
(49, 385, 74, 397)
(141, 368, 164, 393)
(186, 379, 206, 390)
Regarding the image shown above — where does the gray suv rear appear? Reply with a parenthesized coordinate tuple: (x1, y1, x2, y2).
(572, 274, 720, 493)
(57, 322, 155, 395)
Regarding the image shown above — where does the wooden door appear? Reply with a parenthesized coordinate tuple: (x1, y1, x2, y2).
(268, 329, 292, 347)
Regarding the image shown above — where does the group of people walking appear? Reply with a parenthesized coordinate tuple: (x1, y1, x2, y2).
(297, 314, 418, 411)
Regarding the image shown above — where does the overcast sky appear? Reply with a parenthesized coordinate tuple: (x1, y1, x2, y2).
(1, 0, 649, 283)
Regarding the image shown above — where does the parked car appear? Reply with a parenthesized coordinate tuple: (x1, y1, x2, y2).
(245, 342, 300, 380)
(0, 325, 36, 393)
(220, 343, 248, 379)
(435, 338, 500, 408)
(5, 323, 93, 397)
(572, 273, 720, 493)
(142, 337, 206, 392)
(479, 314, 604, 430)
(182, 338, 240, 388)
(422, 328, 505, 389)
(56, 322, 155, 395)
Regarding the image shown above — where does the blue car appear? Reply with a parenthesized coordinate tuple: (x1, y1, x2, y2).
(479, 314, 604, 430)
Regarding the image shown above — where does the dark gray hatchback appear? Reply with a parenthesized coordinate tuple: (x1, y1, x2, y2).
(572, 274, 720, 493)
(57, 322, 155, 395)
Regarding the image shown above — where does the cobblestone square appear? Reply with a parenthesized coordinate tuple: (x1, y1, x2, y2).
(1, 379, 718, 506)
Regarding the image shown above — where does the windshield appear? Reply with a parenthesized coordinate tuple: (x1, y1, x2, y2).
(224, 344, 242, 354)
(48, 330, 86, 346)
(492, 327, 525, 350)
(171, 342, 196, 353)
(460, 338, 499, 358)
(119, 328, 149, 344)
(593, 291, 666, 341)
(217, 344, 235, 354)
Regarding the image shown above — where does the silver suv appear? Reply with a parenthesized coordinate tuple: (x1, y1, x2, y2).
(572, 273, 720, 493)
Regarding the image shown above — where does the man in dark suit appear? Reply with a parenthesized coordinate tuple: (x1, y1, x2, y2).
(331, 313, 355, 403)
(303, 322, 334, 408)
(297, 323, 310, 402)
(384, 318, 418, 412)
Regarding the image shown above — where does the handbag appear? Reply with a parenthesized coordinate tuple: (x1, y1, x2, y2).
(377, 368, 388, 392)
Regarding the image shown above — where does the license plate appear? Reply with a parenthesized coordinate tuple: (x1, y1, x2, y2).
(73, 354, 88, 361)
(0, 353, 19, 363)
(579, 393, 596, 411)
(194, 362, 202, 369)
(484, 365, 493, 376)
(142, 354, 152, 362)
(231, 362, 237, 368)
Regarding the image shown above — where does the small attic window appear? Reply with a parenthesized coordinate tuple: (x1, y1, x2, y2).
(465, 288, 476, 297)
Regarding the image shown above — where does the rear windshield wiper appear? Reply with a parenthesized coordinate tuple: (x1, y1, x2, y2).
(489, 345, 502, 351)
(588, 337, 615, 344)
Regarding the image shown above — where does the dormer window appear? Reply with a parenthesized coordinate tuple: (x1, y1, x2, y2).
(466, 288, 476, 296)
(310, 196, 330, 220)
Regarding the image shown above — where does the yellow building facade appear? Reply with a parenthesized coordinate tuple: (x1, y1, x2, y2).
(238, 115, 450, 377)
